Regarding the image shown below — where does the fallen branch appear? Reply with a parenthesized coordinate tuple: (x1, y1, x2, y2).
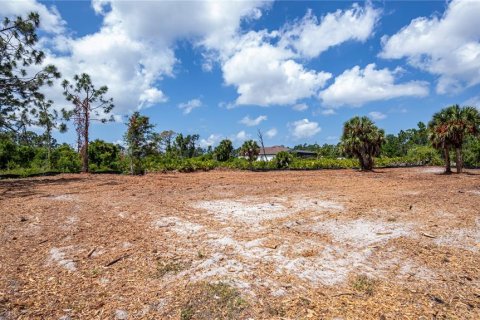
(421, 232, 437, 238)
(331, 292, 358, 298)
(105, 253, 131, 267)
(87, 247, 96, 258)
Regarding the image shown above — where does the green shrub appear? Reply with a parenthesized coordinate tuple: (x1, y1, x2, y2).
(406, 145, 443, 165)
(274, 151, 293, 169)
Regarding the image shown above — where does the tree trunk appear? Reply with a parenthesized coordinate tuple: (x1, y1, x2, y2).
(444, 146, 452, 174)
(82, 110, 89, 173)
(455, 147, 463, 173)
(356, 153, 366, 171)
(46, 126, 52, 171)
(365, 153, 374, 171)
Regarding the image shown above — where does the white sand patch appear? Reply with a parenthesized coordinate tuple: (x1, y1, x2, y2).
(194, 199, 290, 224)
(291, 199, 344, 211)
(467, 190, 480, 196)
(190, 253, 249, 281)
(154, 216, 203, 236)
(49, 194, 76, 201)
(193, 196, 344, 225)
(309, 219, 412, 248)
(434, 226, 480, 251)
(65, 216, 78, 225)
(117, 212, 129, 218)
(418, 167, 444, 174)
(372, 252, 436, 281)
(49, 247, 76, 271)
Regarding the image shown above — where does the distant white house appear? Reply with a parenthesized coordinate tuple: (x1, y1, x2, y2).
(258, 146, 290, 161)
(256, 146, 317, 161)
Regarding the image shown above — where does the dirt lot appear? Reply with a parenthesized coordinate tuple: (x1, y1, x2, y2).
(1, 168, 479, 319)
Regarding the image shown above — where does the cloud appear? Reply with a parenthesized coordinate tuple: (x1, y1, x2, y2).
(265, 128, 278, 138)
(289, 119, 321, 139)
(319, 64, 429, 107)
(5, 0, 270, 116)
(464, 95, 480, 108)
(380, 0, 480, 94)
(321, 109, 336, 116)
(199, 134, 222, 148)
(369, 111, 387, 120)
(235, 130, 251, 142)
(221, 36, 331, 106)
(0, 0, 66, 33)
(280, 4, 380, 58)
(292, 103, 308, 111)
(213, 3, 379, 107)
(239, 115, 267, 126)
(178, 99, 202, 115)
(5, 0, 385, 115)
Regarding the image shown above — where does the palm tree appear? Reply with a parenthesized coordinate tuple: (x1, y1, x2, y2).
(341, 116, 385, 171)
(240, 140, 260, 167)
(428, 105, 480, 173)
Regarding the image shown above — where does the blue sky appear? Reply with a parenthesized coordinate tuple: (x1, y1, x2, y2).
(3, 0, 480, 148)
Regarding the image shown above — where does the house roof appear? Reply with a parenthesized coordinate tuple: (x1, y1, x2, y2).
(291, 149, 317, 155)
(260, 146, 290, 155)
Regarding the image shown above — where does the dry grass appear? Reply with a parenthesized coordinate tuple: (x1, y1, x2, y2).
(179, 282, 249, 320)
(1, 168, 479, 319)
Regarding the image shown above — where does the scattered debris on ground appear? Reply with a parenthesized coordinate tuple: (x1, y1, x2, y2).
(1, 168, 479, 318)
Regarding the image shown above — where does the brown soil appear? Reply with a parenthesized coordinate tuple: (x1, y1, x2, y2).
(1, 168, 479, 319)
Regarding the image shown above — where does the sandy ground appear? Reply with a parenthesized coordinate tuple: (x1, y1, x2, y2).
(0, 167, 479, 319)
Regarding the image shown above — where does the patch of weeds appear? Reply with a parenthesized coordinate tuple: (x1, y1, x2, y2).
(266, 304, 286, 317)
(156, 259, 189, 278)
(91, 268, 102, 277)
(180, 306, 194, 320)
(180, 282, 249, 320)
(387, 217, 397, 222)
(351, 275, 376, 296)
(197, 251, 205, 259)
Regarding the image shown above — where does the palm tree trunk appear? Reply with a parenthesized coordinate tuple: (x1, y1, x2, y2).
(356, 153, 365, 170)
(455, 147, 463, 173)
(444, 146, 452, 174)
(365, 154, 374, 171)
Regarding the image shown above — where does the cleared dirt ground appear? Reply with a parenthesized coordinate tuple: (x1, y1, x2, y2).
(1, 168, 479, 319)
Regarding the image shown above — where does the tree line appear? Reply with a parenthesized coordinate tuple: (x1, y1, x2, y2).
(1, 12, 479, 176)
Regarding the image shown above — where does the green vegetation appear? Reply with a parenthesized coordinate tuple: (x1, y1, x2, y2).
(274, 151, 294, 168)
(214, 139, 234, 161)
(62, 73, 114, 173)
(341, 116, 385, 171)
(124, 112, 155, 174)
(180, 282, 248, 320)
(239, 140, 260, 167)
(1, 12, 60, 132)
(428, 104, 480, 173)
(351, 274, 376, 296)
(1, 12, 480, 178)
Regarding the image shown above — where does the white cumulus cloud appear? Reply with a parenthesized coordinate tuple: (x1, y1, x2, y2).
(178, 99, 202, 115)
(292, 103, 308, 111)
(265, 128, 278, 138)
(213, 3, 379, 107)
(235, 130, 251, 143)
(369, 111, 387, 120)
(239, 115, 268, 126)
(319, 64, 429, 107)
(289, 119, 321, 139)
(280, 4, 380, 59)
(199, 134, 222, 148)
(380, 0, 480, 94)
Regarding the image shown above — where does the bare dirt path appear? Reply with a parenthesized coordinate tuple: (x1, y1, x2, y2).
(1, 168, 479, 319)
